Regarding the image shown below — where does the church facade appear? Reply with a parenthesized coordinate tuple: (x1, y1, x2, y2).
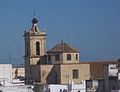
(23, 16, 90, 85)
(23, 16, 118, 87)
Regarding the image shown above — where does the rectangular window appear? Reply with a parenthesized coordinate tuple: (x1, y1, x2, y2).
(48, 55, 51, 61)
(72, 69, 79, 78)
(55, 54, 60, 61)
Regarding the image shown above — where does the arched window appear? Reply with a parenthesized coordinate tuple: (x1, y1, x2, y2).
(36, 41, 40, 55)
(67, 54, 71, 60)
(76, 54, 78, 60)
(35, 26, 37, 32)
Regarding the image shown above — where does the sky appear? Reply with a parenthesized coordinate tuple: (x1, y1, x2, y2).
(0, 0, 120, 64)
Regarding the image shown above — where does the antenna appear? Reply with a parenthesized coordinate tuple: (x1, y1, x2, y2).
(3, 65, 5, 87)
(9, 48, 12, 82)
(9, 48, 11, 64)
(43, 17, 46, 31)
(34, 11, 36, 17)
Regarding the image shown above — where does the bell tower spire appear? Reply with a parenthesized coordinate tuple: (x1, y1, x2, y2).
(24, 15, 47, 81)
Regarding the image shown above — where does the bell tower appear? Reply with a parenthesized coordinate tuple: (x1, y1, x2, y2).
(24, 16, 46, 80)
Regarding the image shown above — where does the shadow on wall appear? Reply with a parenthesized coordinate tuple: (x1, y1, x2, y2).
(37, 55, 48, 65)
(46, 65, 58, 84)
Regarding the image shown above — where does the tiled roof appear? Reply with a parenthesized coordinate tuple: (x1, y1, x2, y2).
(81, 60, 118, 79)
(47, 41, 79, 53)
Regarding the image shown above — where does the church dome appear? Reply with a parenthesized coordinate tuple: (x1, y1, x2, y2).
(47, 40, 79, 53)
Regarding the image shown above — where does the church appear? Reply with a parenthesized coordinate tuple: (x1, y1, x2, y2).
(23, 16, 118, 86)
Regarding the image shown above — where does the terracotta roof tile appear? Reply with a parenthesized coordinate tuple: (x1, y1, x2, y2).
(81, 61, 118, 79)
(47, 41, 79, 53)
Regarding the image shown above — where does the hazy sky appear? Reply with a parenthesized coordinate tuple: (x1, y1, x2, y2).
(0, 0, 120, 64)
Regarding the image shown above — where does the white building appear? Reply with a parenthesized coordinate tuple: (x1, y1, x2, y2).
(0, 85, 33, 92)
(104, 61, 120, 92)
(0, 64, 33, 92)
(109, 64, 118, 77)
(0, 64, 12, 82)
(43, 80, 86, 92)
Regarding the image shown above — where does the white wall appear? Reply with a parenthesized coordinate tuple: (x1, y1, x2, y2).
(108, 64, 118, 77)
(0, 85, 33, 92)
(44, 81, 86, 92)
(0, 64, 12, 82)
(47, 85, 67, 92)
